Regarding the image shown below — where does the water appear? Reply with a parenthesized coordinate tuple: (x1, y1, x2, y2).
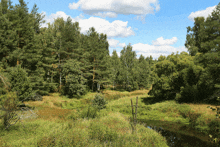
(136, 119, 219, 147)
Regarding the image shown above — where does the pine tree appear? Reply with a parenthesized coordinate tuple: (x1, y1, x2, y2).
(120, 43, 137, 91)
(137, 55, 151, 89)
(6, 65, 32, 101)
(0, 0, 17, 68)
(62, 59, 87, 97)
(109, 50, 122, 89)
(86, 27, 109, 91)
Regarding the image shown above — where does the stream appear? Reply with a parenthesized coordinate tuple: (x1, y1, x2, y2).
(136, 119, 219, 147)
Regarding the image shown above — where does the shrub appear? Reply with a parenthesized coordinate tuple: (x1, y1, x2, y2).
(91, 94, 108, 111)
(0, 92, 20, 129)
(179, 108, 201, 127)
(208, 120, 220, 144)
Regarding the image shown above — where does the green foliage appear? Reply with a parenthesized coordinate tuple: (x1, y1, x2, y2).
(178, 106, 202, 127)
(0, 92, 20, 128)
(208, 119, 220, 144)
(120, 44, 138, 91)
(137, 55, 151, 89)
(7, 65, 32, 101)
(61, 59, 87, 98)
(91, 94, 108, 111)
(176, 85, 198, 103)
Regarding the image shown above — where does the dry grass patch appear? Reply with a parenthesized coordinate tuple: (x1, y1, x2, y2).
(36, 107, 72, 121)
(185, 103, 218, 116)
(23, 94, 66, 109)
(130, 89, 150, 96)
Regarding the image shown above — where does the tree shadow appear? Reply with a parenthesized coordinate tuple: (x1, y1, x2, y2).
(140, 96, 168, 105)
(109, 87, 128, 92)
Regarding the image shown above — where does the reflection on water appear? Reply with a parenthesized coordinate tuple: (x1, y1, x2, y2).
(137, 120, 219, 147)
(147, 125, 217, 147)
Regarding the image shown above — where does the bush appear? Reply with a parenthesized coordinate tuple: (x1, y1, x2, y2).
(208, 120, 220, 144)
(179, 107, 201, 127)
(176, 85, 199, 103)
(91, 94, 108, 111)
(0, 92, 20, 129)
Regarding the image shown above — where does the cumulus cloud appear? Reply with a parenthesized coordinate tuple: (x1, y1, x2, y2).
(40, 11, 135, 38)
(188, 5, 217, 21)
(152, 37, 178, 46)
(132, 37, 188, 59)
(93, 12, 117, 18)
(68, 0, 160, 18)
(79, 17, 135, 37)
(40, 11, 80, 28)
(108, 39, 126, 48)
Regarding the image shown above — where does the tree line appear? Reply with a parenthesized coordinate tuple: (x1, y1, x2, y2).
(149, 2, 220, 103)
(0, 0, 219, 104)
(0, 0, 155, 101)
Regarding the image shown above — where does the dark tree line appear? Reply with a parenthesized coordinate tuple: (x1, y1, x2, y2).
(0, 0, 155, 100)
(1, 0, 219, 105)
(149, 2, 220, 104)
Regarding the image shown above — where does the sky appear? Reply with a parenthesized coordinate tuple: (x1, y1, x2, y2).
(10, 0, 220, 59)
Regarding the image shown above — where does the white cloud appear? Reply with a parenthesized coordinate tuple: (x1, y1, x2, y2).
(132, 37, 188, 59)
(40, 11, 77, 28)
(40, 11, 135, 38)
(116, 52, 121, 57)
(78, 17, 135, 37)
(69, 0, 160, 19)
(108, 39, 126, 48)
(188, 5, 217, 21)
(93, 12, 117, 18)
(152, 37, 178, 46)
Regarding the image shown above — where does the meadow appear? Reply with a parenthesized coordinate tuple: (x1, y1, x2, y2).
(0, 88, 219, 147)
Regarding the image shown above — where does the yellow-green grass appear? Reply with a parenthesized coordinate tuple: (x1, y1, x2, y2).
(1, 88, 218, 146)
(106, 94, 218, 134)
(0, 109, 168, 147)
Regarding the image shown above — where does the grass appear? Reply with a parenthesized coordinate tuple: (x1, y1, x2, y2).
(0, 88, 219, 146)
(0, 89, 168, 147)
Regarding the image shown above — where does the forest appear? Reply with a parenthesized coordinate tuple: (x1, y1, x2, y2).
(0, 0, 219, 104)
(0, 0, 220, 146)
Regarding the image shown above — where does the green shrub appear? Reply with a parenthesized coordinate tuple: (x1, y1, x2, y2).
(177, 85, 199, 103)
(179, 108, 201, 127)
(91, 94, 108, 111)
(208, 120, 220, 144)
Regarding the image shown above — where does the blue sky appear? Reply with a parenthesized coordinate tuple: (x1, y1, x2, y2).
(11, 0, 220, 59)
